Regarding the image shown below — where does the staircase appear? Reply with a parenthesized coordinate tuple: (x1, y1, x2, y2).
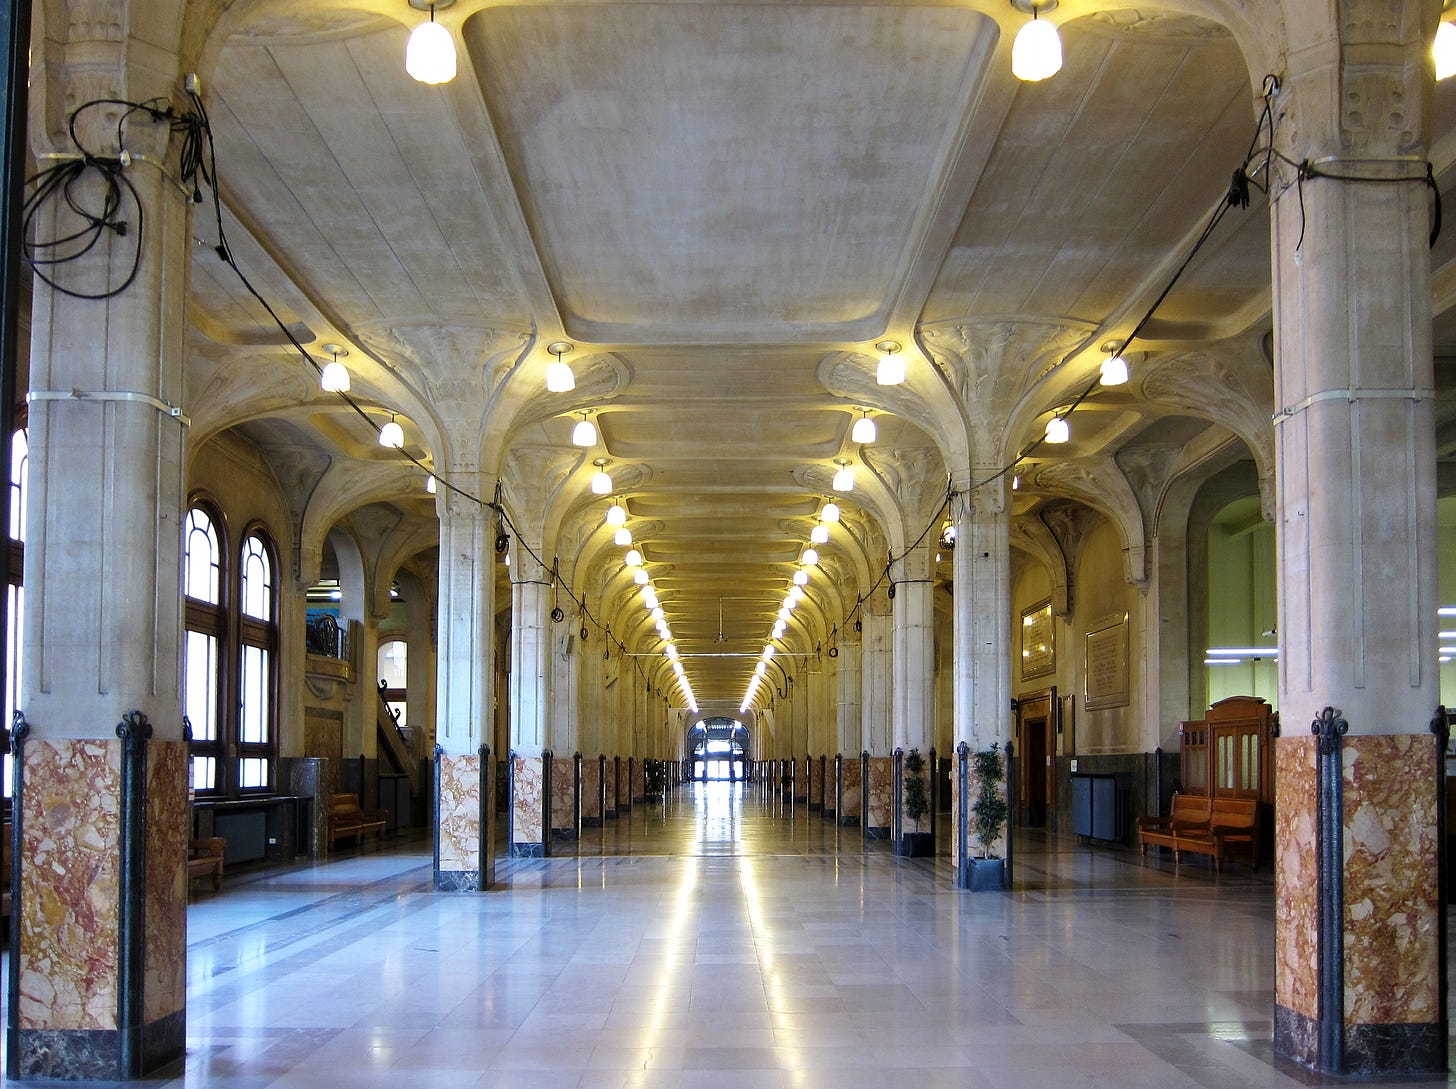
(376, 690, 419, 794)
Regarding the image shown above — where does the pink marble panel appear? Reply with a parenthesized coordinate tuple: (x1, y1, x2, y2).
(438, 754, 482, 869)
(513, 756, 545, 843)
(550, 757, 576, 830)
(796, 758, 807, 799)
(809, 758, 823, 807)
(1342, 734, 1440, 1025)
(144, 740, 188, 1024)
(604, 759, 617, 814)
(1275, 735, 1318, 1019)
(581, 759, 601, 820)
(19, 739, 123, 1031)
(865, 756, 894, 828)
(632, 759, 645, 800)
(839, 759, 862, 818)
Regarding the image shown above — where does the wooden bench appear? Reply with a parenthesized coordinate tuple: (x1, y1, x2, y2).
(326, 792, 388, 849)
(1138, 794, 1259, 871)
(188, 837, 227, 893)
(1137, 793, 1210, 857)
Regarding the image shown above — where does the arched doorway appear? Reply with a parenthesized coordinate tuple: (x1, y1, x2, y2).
(687, 717, 750, 781)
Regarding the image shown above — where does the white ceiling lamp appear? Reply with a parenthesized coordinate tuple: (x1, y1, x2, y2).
(572, 410, 598, 447)
(379, 413, 405, 449)
(590, 458, 613, 495)
(810, 522, 829, 545)
(641, 587, 659, 608)
(1099, 340, 1130, 386)
(605, 502, 627, 527)
(633, 568, 650, 585)
(755, 660, 767, 676)
(673, 660, 685, 676)
(665, 644, 679, 660)
(320, 343, 351, 393)
(762, 645, 776, 660)
(801, 548, 819, 567)
(425, 474, 437, 494)
(821, 502, 841, 524)
(614, 527, 632, 546)
(405, 0, 457, 85)
(1438, 20, 1456, 80)
(545, 341, 576, 393)
(875, 340, 905, 386)
(832, 458, 854, 492)
(1044, 415, 1070, 444)
(624, 548, 643, 568)
(650, 607, 665, 622)
(793, 569, 809, 586)
(851, 409, 877, 444)
(787, 585, 804, 603)
(777, 607, 791, 622)
(1011, 0, 1063, 82)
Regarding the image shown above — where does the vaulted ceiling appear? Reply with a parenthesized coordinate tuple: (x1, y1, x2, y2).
(186, 2, 1456, 710)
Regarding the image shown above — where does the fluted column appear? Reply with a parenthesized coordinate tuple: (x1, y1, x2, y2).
(892, 542, 936, 854)
(508, 551, 550, 856)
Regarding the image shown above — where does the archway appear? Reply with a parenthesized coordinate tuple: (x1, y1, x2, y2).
(686, 717, 750, 781)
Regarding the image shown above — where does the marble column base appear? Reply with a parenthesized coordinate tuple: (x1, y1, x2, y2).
(511, 755, 547, 858)
(435, 750, 493, 891)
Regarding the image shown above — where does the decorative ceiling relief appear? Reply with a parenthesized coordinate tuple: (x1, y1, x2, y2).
(1139, 349, 1273, 483)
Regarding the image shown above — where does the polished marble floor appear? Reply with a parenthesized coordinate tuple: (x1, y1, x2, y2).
(17, 781, 1456, 1087)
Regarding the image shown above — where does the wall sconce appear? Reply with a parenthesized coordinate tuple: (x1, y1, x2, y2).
(1011, 0, 1062, 82)
(545, 341, 576, 393)
(405, 0, 457, 85)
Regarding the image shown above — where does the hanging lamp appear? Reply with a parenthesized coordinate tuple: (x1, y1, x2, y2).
(320, 344, 351, 393)
(810, 522, 829, 545)
(1044, 415, 1070, 444)
(606, 501, 627, 527)
(405, 0, 457, 85)
(851, 409, 877, 444)
(1438, 21, 1456, 80)
(832, 459, 854, 492)
(1099, 341, 1130, 386)
(572, 409, 598, 447)
(590, 457, 613, 494)
(821, 502, 841, 524)
(426, 474, 437, 494)
(614, 527, 632, 546)
(875, 340, 905, 386)
(545, 341, 576, 393)
(379, 413, 405, 449)
(1011, 0, 1063, 82)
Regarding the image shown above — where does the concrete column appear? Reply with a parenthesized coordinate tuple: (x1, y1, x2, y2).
(547, 608, 578, 840)
(434, 490, 497, 892)
(578, 617, 604, 825)
(508, 551, 550, 855)
(835, 635, 863, 756)
(1269, 10, 1442, 1075)
(950, 472, 1012, 882)
(11, 29, 195, 1074)
(892, 542, 935, 854)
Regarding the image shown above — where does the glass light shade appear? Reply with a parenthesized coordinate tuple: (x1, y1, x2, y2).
(793, 570, 808, 585)
(650, 607, 665, 621)
(876, 352, 905, 385)
(772, 620, 785, 635)
(1044, 416, 1070, 444)
(614, 527, 632, 546)
(320, 360, 351, 392)
(755, 661, 766, 676)
(572, 417, 598, 446)
(426, 475, 437, 494)
(1099, 354, 1129, 386)
(832, 465, 854, 491)
(763, 645, 776, 659)
(641, 588, 658, 607)
(801, 548, 818, 566)
(1438, 21, 1456, 80)
(777, 608, 791, 622)
(821, 502, 840, 523)
(1012, 16, 1062, 82)
(624, 548, 643, 567)
(406, 19, 457, 84)
(606, 503, 627, 526)
(810, 524, 829, 545)
(379, 419, 405, 448)
(545, 360, 576, 393)
(1012, 473, 1022, 490)
(673, 661, 685, 675)
(633, 569, 649, 585)
(591, 468, 613, 494)
(665, 644, 679, 660)
(851, 415, 877, 443)
(788, 585, 803, 602)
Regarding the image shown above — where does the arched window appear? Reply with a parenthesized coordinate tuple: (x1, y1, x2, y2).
(182, 510, 280, 795)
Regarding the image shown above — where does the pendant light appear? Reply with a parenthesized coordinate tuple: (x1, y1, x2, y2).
(625, 548, 643, 568)
(545, 341, 576, 393)
(1011, 0, 1062, 82)
(801, 548, 819, 567)
(572, 409, 598, 447)
(875, 340, 904, 386)
(634, 568, 650, 585)
(614, 527, 632, 546)
(832, 458, 854, 492)
(1044, 415, 1070, 444)
(606, 501, 627, 527)
(405, 1, 457, 85)
(1099, 341, 1129, 386)
(851, 409, 877, 444)
(793, 569, 809, 586)
(426, 474, 437, 494)
(320, 344, 351, 393)
(1438, 20, 1456, 80)
(590, 457, 613, 495)
(810, 522, 829, 545)
(821, 502, 841, 524)
(379, 413, 405, 449)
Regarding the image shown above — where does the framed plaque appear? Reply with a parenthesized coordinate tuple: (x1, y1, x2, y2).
(1020, 599, 1055, 681)
(1084, 612, 1130, 711)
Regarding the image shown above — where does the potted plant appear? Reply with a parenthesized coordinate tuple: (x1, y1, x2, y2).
(967, 743, 1008, 890)
(897, 747, 934, 857)
(643, 759, 665, 802)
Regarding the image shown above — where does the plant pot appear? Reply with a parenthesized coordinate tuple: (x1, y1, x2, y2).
(964, 856, 1005, 892)
(896, 831, 934, 857)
